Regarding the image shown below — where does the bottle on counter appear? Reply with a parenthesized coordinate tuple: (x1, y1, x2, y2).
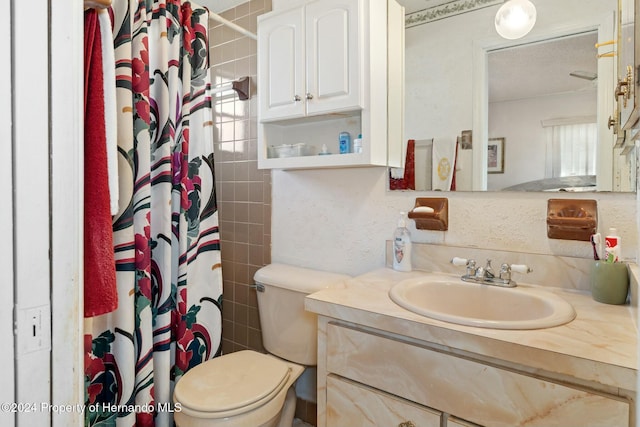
(604, 228, 621, 263)
(393, 212, 412, 272)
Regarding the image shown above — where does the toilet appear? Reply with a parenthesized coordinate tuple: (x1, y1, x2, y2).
(173, 263, 350, 427)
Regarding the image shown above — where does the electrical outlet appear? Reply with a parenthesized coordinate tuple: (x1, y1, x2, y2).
(17, 304, 51, 355)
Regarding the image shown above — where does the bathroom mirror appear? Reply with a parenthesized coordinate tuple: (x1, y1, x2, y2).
(393, 0, 637, 192)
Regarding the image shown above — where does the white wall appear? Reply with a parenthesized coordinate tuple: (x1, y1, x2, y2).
(50, 2, 85, 427)
(13, 1, 51, 424)
(0, 3, 15, 426)
(270, 0, 637, 277)
(272, 167, 637, 276)
(2, 2, 83, 427)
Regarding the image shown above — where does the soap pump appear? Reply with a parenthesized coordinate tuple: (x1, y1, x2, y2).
(393, 212, 412, 272)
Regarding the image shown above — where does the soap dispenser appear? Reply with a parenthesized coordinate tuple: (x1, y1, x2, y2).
(393, 212, 412, 272)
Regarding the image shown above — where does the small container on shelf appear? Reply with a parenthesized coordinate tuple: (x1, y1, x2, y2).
(353, 134, 363, 153)
(269, 143, 309, 158)
(339, 132, 351, 154)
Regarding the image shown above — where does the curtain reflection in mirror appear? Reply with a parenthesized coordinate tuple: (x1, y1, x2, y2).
(545, 121, 597, 178)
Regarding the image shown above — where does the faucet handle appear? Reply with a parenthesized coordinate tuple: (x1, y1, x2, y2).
(451, 257, 477, 276)
(499, 263, 511, 281)
(510, 264, 533, 274)
(451, 257, 468, 266)
(466, 259, 477, 276)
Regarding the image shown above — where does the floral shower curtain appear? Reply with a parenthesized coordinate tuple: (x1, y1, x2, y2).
(84, 1, 222, 426)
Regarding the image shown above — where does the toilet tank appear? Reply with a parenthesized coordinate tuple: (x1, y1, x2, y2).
(254, 264, 350, 366)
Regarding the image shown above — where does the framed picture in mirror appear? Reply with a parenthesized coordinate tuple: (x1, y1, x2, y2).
(488, 137, 505, 174)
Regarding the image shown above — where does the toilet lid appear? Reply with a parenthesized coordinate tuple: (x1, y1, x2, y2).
(174, 350, 291, 415)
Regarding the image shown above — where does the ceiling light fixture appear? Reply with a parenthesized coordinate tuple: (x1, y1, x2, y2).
(495, 0, 537, 40)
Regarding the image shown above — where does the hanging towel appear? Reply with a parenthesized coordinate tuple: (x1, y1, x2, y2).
(450, 141, 459, 191)
(84, 9, 118, 317)
(389, 139, 415, 190)
(431, 138, 457, 191)
(98, 9, 119, 215)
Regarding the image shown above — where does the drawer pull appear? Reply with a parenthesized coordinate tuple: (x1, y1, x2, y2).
(398, 422, 416, 427)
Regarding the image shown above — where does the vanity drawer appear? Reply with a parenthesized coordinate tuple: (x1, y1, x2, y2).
(326, 323, 630, 427)
(327, 374, 441, 427)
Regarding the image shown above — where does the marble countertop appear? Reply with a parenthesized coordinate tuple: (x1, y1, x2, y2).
(305, 268, 638, 394)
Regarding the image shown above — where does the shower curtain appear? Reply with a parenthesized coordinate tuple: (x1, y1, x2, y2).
(84, 1, 222, 426)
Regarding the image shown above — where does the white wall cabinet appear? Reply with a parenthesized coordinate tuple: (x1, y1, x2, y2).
(258, 6, 305, 121)
(257, 0, 404, 169)
(259, 0, 361, 121)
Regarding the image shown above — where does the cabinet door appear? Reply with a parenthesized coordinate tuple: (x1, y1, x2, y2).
(305, 0, 362, 116)
(327, 375, 441, 427)
(258, 7, 306, 121)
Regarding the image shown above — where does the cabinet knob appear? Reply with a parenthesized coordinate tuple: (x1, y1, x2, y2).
(398, 422, 416, 427)
(293, 95, 302, 102)
(306, 93, 314, 100)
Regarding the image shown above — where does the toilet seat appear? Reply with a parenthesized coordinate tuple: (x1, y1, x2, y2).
(174, 350, 291, 419)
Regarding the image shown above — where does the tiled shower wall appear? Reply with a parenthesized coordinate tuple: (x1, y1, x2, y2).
(209, 0, 272, 356)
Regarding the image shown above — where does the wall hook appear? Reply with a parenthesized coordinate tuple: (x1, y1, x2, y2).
(212, 76, 250, 100)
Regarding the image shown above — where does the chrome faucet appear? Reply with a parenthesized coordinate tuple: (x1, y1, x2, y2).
(451, 257, 532, 288)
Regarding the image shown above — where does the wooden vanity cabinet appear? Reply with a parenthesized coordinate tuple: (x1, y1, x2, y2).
(319, 320, 631, 427)
(326, 375, 441, 427)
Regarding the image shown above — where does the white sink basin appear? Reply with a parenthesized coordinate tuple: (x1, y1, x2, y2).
(389, 275, 576, 330)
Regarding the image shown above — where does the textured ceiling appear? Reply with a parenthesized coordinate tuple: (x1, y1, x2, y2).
(488, 32, 598, 102)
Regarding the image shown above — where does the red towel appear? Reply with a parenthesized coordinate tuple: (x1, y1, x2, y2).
(84, 9, 118, 317)
(389, 139, 416, 190)
(450, 141, 458, 191)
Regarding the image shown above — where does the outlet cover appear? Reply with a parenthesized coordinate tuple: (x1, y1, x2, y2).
(16, 304, 51, 355)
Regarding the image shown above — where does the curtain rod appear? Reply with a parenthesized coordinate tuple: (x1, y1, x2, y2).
(82, 2, 257, 40)
(209, 12, 257, 40)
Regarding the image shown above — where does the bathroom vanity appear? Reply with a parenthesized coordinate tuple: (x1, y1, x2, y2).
(305, 268, 637, 427)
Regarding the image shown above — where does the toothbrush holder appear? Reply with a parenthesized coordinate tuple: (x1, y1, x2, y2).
(589, 261, 629, 305)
